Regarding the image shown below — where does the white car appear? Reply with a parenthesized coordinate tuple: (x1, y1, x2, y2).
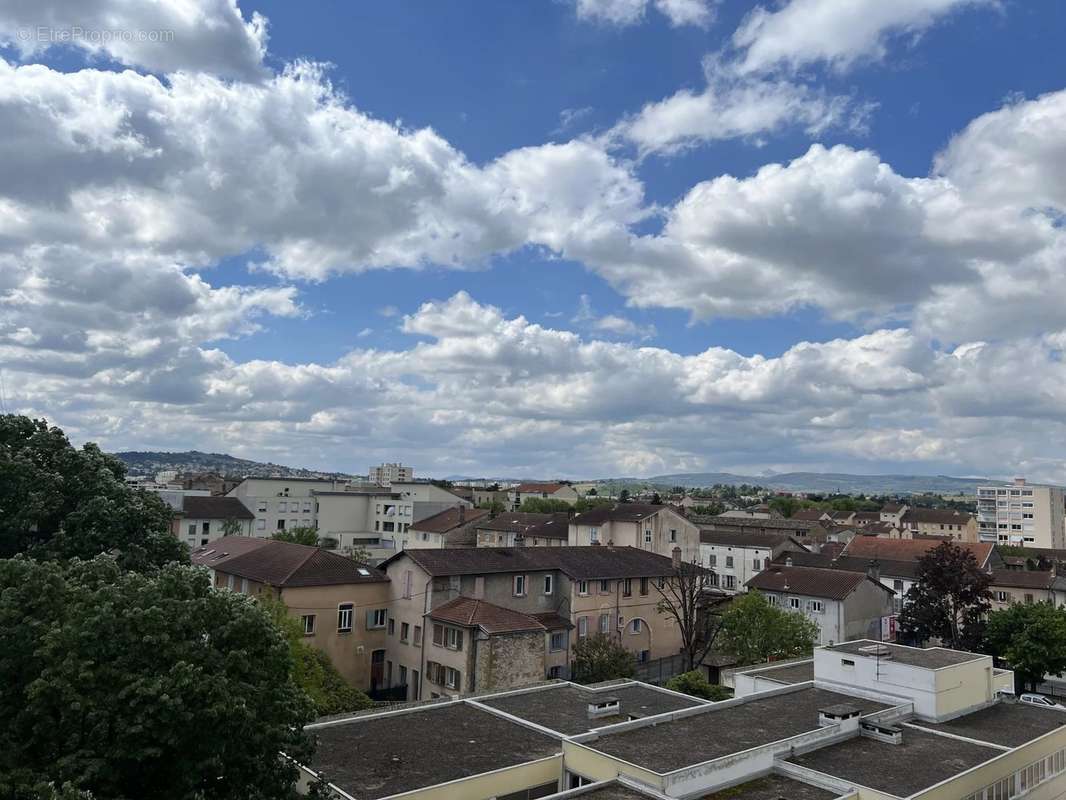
(1019, 693, 1066, 710)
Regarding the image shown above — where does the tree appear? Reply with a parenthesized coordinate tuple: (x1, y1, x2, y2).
(573, 497, 612, 513)
(272, 526, 320, 546)
(587, 487, 598, 496)
(347, 544, 373, 564)
(898, 541, 992, 650)
(479, 499, 506, 515)
(221, 517, 244, 537)
(665, 670, 731, 701)
(261, 596, 373, 716)
(717, 592, 819, 665)
(618, 489, 630, 503)
(0, 556, 314, 800)
(767, 496, 800, 518)
(654, 559, 722, 671)
(650, 492, 662, 505)
(0, 415, 186, 569)
(985, 602, 1066, 692)
(572, 634, 635, 684)
(518, 498, 573, 513)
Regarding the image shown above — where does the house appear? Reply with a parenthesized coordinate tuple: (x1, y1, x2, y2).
(791, 508, 833, 523)
(698, 529, 808, 593)
(474, 511, 570, 547)
(508, 482, 581, 510)
(569, 503, 700, 561)
(773, 550, 920, 614)
(378, 546, 685, 698)
(404, 506, 489, 549)
(879, 502, 908, 526)
(191, 536, 389, 691)
(990, 569, 1056, 609)
(851, 510, 881, 526)
(294, 641, 1055, 800)
(900, 508, 978, 542)
(471, 486, 509, 508)
(695, 514, 830, 550)
(746, 563, 896, 645)
(842, 535, 997, 569)
(313, 488, 413, 561)
(171, 495, 255, 547)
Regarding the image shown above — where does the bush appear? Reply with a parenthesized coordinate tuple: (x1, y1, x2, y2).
(665, 670, 731, 701)
(572, 634, 635, 684)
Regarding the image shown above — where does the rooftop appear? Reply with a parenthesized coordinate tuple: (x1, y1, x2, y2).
(585, 687, 888, 773)
(701, 774, 838, 800)
(191, 536, 387, 587)
(384, 545, 681, 580)
(477, 511, 571, 539)
(477, 682, 704, 735)
(427, 596, 544, 634)
(738, 660, 815, 685)
(571, 503, 670, 526)
(843, 536, 994, 565)
(901, 507, 974, 525)
(698, 529, 807, 550)
(696, 515, 822, 532)
(514, 482, 568, 494)
(178, 495, 254, 520)
(307, 703, 561, 800)
(912, 700, 1066, 747)
(409, 506, 488, 537)
(775, 551, 920, 580)
(825, 640, 985, 668)
(991, 568, 1055, 590)
(746, 565, 889, 600)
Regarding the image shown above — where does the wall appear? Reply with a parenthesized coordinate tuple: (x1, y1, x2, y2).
(177, 515, 253, 548)
(842, 581, 895, 642)
(569, 509, 699, 562)
(760, 591, 843, 646)
(569, 579, 681, 661)
(474, 630, 546, 692)
(383, 554, 437, 701)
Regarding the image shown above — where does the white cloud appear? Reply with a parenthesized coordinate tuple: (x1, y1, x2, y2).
(572, 0, 715, 28)
(573, 294, 656, 340)
(0, 0, 268, 80)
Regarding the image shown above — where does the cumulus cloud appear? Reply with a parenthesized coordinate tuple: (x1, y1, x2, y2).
(573, 0, 715, 28)
(573, 294, 656, 340)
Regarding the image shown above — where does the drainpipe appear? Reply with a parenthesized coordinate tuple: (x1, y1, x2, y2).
(418, 576, 432, 700)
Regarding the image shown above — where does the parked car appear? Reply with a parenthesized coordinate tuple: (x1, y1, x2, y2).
(1019, 693, 1066, 710)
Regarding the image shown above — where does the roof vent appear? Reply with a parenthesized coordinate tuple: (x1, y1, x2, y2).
(357, 568, 370, 576)
(861, 720, 903, 745)
(587, 696, 620, 720)
(858, 643, 892, 658)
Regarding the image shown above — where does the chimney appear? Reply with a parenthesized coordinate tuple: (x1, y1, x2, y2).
(458, 505, 465, 524)
(867, 558, 880, 583)
(785, 555, 793, 568)
(1014, 477, 1027, 487)
(515, 533, 525, 548)
(672, 546, 682, 570)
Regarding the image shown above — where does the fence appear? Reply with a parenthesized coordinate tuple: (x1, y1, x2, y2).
(632, 653, 689, 685)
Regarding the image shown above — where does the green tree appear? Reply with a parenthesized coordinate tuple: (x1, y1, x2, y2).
(985, 602, 1066, 692)
(898, 541, 992, 650)
(767, 496, 799, 517)
(587, 487, 598, 496)
(518, 498, 573, 513)
(0, 556, 314, 800)
(0, 415, 185, 569)
(572, 634, 635, 684)
(618, 489, 630, 503)
(260, 596, 373, 716)
(573, 497, 612, 513)
(479, 499, 506, 515)
(272, 526, 320, 546)
(717, 592, 819, 665)
(665, 670, 731, 701)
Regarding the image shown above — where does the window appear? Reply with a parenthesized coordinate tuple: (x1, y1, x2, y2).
(303, 501, 312, 513)
(400, 622, 410, 642)
(577, 616, 588, 637)
(893, 579, 904, 594)
(807, 600, 824, 613)
(631, 619, 643, 633)
(277, 519, 285, 530)
(753, 559, 760, 570)
(302, 614, 316, 635)
(543, 574, 554, 595)
(599, 613, 610, 634)
(187, 523, 196, 536)
(550, 631, 566, 651)
(548, 665, 563, 679)
(446, 627, 464, 651)
(669, 529, 678, 543)
(622, 578, 632, 597)
(788, 597, 801, 610)
(513, 575, 527, 596)
(433, 623, 445, 646)
(767, 594, 778, 605)
(413, 625, 422, 645)
(996, 591, 1009, 602)
(398, 665, 407, 688)
(337, 603, 353, 633)
(599, 579, 610, 594)
(239, 577, 247, 593)
(367, 608, 386, 629)
(387, 618, 395, 635)
(403, 570, 413, 600)
(637, 649, 650, 664)
(725, 556, 734, 568)
(278, 501, 287, 512)
(724, 575, 736, 590)
(256, 519, 266, 530)
(589, 527, 598, 543)
(709, 554, 717, 567)
(640, 577, 649, 595)
(644, 529, 652, 544)
(1025, 594, 1035, 604)
(578, 580, 589, 595)
(444, 667, 461, 690)
(257, 501, 267, 512)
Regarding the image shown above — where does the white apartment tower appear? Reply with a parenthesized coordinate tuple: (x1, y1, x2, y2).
(976, 477, 1066, 548)
(368, 462, 413, 487)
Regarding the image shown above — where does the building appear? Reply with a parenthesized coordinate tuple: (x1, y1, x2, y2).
(294, 639, 1066, 800)
(472, 486, 509, 508)
(191, 537, 389, 690)
(772, 550, 917, 615)
(977, 478, 1066, 548)
(404, 506, 489, 549)
(377, 546, 685, 699)
(695, 514, 830, 550)
(880, 502, 908, 526)
(313, 488, 412, 560)
(368, 462, 413, 487)
(390, 480, 474, 518)
(171, 495, 255, 547)
(509, 482, 582, 510)
(990, 569, 1056, 610)
(228, 477, 349, 537)
(569, 504, 700, 561)
(698, 529, 809, 593)
(746, 564, 895, 645)
(900, 508, 978, 542)
(475, 511, 570, 548)
(179, 472, 243, 496)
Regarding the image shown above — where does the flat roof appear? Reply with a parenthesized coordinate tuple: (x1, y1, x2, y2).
(308, 703, 561, 799)
(787, 726, 1001, 796)
(478, 683, 704, 735)
(585, 687, 888, 773)
(740, 660, 814, 685)
(567, 784, 655, 799)
(911, 701, 1066, 748)
(825, 640, 985, 669)
(701, 774, 838, 800)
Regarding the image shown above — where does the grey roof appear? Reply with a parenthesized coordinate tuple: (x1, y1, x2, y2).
(702, 775, 837, 800)
(477, 683, 704, 735)
(747, 565, 892, 600)
(695, 515, 824, 532)
(826, 640, 986, 668)
(698, 529, 808, 550)
(180, 495, 254, 520)
(911, 701, 1066, 748)
(308, 703, 561, 799)
(571, 503, 671, 526)
(476, 511, 570, 539)
(738, 660, 814, 685)
(774, 551, 920, 580)
(191, 536, 387, 587)
(383, 545, 682, 580)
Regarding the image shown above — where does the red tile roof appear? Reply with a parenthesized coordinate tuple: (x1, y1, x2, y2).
(428, 597, 545, 634)
(411, 506, 488, 534)
(843, 537, 993, 565)
(191, 536, 387, 587)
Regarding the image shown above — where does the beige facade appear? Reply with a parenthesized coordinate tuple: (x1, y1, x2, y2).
(977, 478, 1066, 548)
(569, 506, 700, 562)
(569, 577, 680, 662)
(475, 527, 567, 547)
(228, 477, 345, 537)
(509, 483, 581, 509)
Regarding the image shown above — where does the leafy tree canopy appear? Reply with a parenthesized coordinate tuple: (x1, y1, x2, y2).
(0, 556, 314, 800)
(717, 592, 819, 665)
(272, 526, 320, 546)
(898, 541, 991, 650)
(572, 634, 635, 684)
(0, 415, 185, 569)
(518, 497, 573, 513)
(985, 602, 1066, 692)
(665, 670, 731, 701)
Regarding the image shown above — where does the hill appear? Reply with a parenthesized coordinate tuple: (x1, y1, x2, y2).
(642, 471, 992, 495)
(114, 450, 355, 480)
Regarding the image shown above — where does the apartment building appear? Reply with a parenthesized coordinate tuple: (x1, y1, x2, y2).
(899, 508, 978, 542)
(367, 462, 413, 486)
(569, 504, 700, 561)
(171, 495, 254, 547)
(227, 477, 348, 536)
(404, 506, 489, 549)
(977, 477, 1066, 548)
(698, 529, 808, 593)
(696, 514, 830, 551)
(509, 482, 582, 510)
(314, 489, 413, 561)
(191, 537, 389, 691)
(378, 546, 684, 700)
(294, 639, 1066, 800)
(475, 511, 570, 547)
(990, 570, 1057, 610)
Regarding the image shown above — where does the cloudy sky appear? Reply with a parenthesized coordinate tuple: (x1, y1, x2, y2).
(2, 0, 1066, 480)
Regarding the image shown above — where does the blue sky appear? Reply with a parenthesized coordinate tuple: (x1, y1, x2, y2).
(4, 0, 1066, 480)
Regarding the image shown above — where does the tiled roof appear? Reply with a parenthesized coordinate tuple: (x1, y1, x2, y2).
(695, 515, 822, 532)
(774, 551, 920, 580)
(180, 496, 254, 520)
(384, 545, 681, 580)
(881, 503, 905, 513)
(699, 529, 807, 550)
(410, 506, 488, 534)
(991, 569, 1055, 590)
(792, 509, 829, 521)
(529, 611, 574, 630)
(514, 482, 567, 494)
(428, 597, 545, 634)
(901, 508, 974, 526)
(571, 503, 668, 526)
(843, 537, 993, 565)
(476, 512, 570, 539)
(191, 536, 387, 587)
(747, 565, 890, 600)
(852, 511, 881, 522)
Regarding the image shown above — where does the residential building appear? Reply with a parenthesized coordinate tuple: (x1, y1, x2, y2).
(227, 477, 348, 536)
(773, 550, 919, 615)
(314, 489, 413, 561)
(404, 506, 489, 549)
(698, 529, 808, 593)
(475, 511, 570, 548)
(879, 502, 908, 526)
(990, 570, 1056, 610)
(792, 508, 833, 523)
(191, 537, 389, 691)
(378, 546, 684, 699)
(294, 640, 1063, 800)
(471, 486, 509, 508)
(178, 471, 242, 496)
(509, 482, 581, 510)
(842, 535, 997, 570)
(569, 503, 700, 561)
(900, 508, 978, 542)
(746, 564, 895, 645)
(695, 514, 830, 550)
(368, 462, 413, 487)
(391, 479, 474, 519)
(977, 477, 1066, 548)
(171, 495, 255, 547)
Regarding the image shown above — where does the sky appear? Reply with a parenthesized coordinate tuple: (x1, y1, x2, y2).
(2, 0, 1066, 481)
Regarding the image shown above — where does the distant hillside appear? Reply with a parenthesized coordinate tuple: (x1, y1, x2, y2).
(114, 450, 355, 480)
(642, 471, 993, 495)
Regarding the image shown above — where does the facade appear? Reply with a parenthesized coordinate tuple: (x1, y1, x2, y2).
(191, 536, 389, 690)
(171, 495, 255, 547)
(367, 462, 413, 487)
(569, 504, 700, 562)
(900, 508, 978, 542)
(977, 478, 1066, 548)
(509, 482, 582, 510)
(990, 569, 1056, 610)
(404, 506, 489, 549)
(296, 640, 1066, 800)
(696, 514, 830, 550)
(227, 477, 348, 537)
(475, 511, 570, 547)
(746, 564, 895, 645)
(774, 550, 919, 615)
(698, 529, 808, 593)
